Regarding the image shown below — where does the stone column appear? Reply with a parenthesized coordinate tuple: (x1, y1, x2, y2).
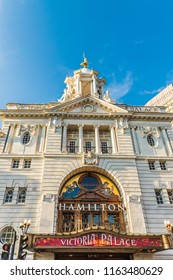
(78, 124, 84, 153)
(162, 128, 173, 155)
(62, 125, 67, 152)
(131, 127, 140, 154)
(4, 124, 15, 153)
(110, 126, 117, 154)
(93, 76, 97, 95)
(94, 125, 100, 154)
(39, 125, 46, 153)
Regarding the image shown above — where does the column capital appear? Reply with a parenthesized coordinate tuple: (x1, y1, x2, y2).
(94, 124, 100, 128)
(78, 124, 84, 128)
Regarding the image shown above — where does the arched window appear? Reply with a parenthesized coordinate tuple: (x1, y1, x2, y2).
(22, 132, 31, 145)
(147, 134, 155, 147)
(0, 226, 15, 244)
(79, 174, 101, 190)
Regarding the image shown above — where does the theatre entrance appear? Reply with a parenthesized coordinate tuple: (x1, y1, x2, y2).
(55, 252, 133, 260)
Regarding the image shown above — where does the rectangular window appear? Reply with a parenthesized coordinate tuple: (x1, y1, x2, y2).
(62, 213, 75, 232)
(101, 141, 108, 154)
(85, 141, 92, 153)
(155, 189, 164, 204)
(4, 188, 14, 203)
(23, 159, 31, 169)
(160, 161, 167, 170)
(148, 161, 156, 170)
(69, 141, 76, 154)
(108, 212, 120, 230)
(82, 213, 90, 229)
(167, 189, 173, 204)
(93, 213, 101, 226)
(12, 159, 20, 169)
(17, 187, 27, 203)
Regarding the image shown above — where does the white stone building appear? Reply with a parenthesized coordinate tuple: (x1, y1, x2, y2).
(0, 59, 173, 260)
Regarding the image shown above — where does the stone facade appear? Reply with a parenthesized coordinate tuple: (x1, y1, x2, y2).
(0, 60, 173, 260)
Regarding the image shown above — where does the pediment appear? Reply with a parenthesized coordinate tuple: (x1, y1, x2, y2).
(49, 96, 128, 114)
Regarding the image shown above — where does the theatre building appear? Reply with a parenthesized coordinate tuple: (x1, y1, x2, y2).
(0, 58, 173, 260)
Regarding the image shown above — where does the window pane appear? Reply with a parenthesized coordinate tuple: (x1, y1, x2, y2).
(12, 159, 20, 169)
(167, 190, 173, 204)
(101, 142, 108, 154)
(80, 175, 99, 190)
(18, 188, 27, 203)
(160, 161, 167, 170)
(22, 132, 31, 145)
(93, 214, 101, 226)
(4, 188, 14, 203)
(155, 189, 163, 204)
(147, 135, 155, 146)
(148, 161, 155, 170)
(24, 160, 31, 168)
(0, 226, 15, 244)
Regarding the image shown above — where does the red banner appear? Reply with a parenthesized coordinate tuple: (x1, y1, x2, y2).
(34, 232, 162, 248)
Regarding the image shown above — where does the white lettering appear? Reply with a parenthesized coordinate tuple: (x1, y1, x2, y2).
(60, 239, 67, 246)
(118, 204, 126, 212)
(101, 234, 107, 245)
(90, 234, 96, 245)
(131, 239, 137, 246)
(100, 204, 106, 211)
(68, 204, 74, 210)
(58, 203, 66, 210)
(76, 204, 85, 211)
(107, 234, 113, 245)
(108, 204, 116, 211)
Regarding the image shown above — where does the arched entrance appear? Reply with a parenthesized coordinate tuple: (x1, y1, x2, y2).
(57, 171, 126, 233)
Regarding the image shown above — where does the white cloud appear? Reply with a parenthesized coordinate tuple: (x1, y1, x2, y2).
(107, 72, 133, 101)
(140, 86, 164, 95)
(134, 40, 144, 45)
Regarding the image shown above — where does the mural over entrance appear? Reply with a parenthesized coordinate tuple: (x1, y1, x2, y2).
(60, 172, 120, 199)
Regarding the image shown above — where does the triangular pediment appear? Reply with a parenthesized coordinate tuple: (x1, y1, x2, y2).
(48, 96, 128, 114)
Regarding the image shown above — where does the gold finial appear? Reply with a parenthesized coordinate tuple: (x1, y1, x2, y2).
(80, 53, 89, 68)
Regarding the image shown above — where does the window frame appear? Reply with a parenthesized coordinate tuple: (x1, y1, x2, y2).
(167, 189, 173, 204)
(4, 188, 14, 204)
(155, 189, 164, 204)
(11, 159, 20, 169)
(21, 131, 31, 145)
(159, 161, 167, 170)
(17, 187, 27, 204)
(148, 161, 156, 170)
(0, 226, 16, 244)
(147, 134, 155, 147)
(101, 141, 108, 154)
(23, 159, 31, 169)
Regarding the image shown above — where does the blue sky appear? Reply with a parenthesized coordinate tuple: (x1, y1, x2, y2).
(0, 0, 173, 113)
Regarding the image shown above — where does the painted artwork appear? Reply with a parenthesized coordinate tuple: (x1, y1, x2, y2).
(62, 181, 81, 198)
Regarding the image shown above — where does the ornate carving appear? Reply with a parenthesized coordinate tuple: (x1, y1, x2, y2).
(127, 106, 162, 113)
(51, 116, 64, 131)
(18, 124, 37, 136)
(58, 76, 77, 103)
(138, 126, 160, 138)
(0, 129, 5, 138)
(100, 182, 113, 196)
(83, 150, 98, 165)
(118, 117, 128, 129)
(102, 90, 114, 103)
(17, 104, 49, 110)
